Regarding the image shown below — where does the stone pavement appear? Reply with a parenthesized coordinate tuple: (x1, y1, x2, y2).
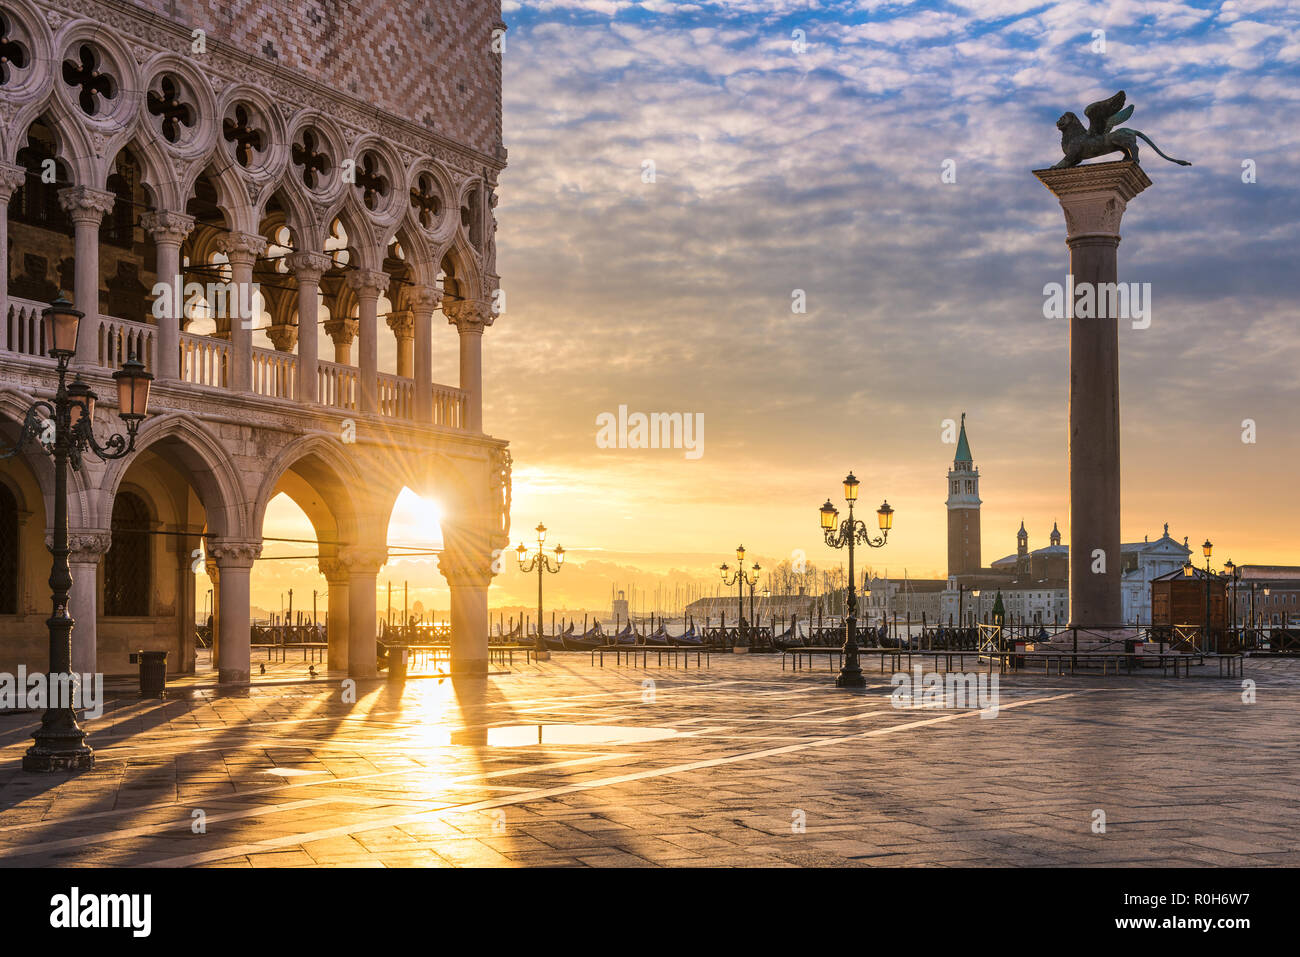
(1, 654, 1297, 867)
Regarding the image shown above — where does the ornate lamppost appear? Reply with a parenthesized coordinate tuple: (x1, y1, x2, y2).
(719, 545, 760, 649)
(818, 472, 893, 688)
(1224, 559, 1241, 635)
(516, 522, 564, 659)
(1, 297, 153, 771)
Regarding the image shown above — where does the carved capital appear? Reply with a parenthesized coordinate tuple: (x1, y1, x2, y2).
(444, 299, 493, 333)
(345, 268, 390, 298)
(58, 186, 116, 224)
(323, 317, 358, 345)
(208, 540, 263, 568)
(216, 231, 268, 266)
(409, 284, 442, 314)
(267, 322, 298, 352)
(58, 531, 113, 563)
(0, 164, 26, 202)
(338, 546, 388, 575)
(1033, 161, 1151, 240)
(285, 251, 333, 283)
(385, 309, 414, 339)
(140, 210, 196, 246)
(438, 551, 495, 588)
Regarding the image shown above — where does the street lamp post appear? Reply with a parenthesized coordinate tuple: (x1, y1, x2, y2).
(971, 588, 982, 626)
(1203, 539, 1214, 651)
(819, 472, 893, 688)
(1224, 559, 1241, 637)
(720, 545, 760, 649)
(1, 297, 153, 771)
(516, 522, 564, 660)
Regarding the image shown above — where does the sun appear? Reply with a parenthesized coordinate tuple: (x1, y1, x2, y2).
(389, 487, 444, 547)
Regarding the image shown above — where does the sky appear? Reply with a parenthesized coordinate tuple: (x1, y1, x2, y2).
(258, 0, 1300, 619)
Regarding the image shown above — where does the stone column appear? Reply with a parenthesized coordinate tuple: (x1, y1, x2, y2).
(410, 286, 439, 423)
(209, 540, 261, 684)
(338, 547, 385, 678)
(445, 300, 493, 433)
(386, 308, 415, 378)
(288, 252, 331, 403)
(216, 232, 266, 394)
(66, 531, 111, 676)
(346, 269, 389, 414)
(0, 164, 26, 322)
(318, 558, 350, 672)
(140, 210, 196, 383)
(1034, 161, 1151, 631)
(58, 186, 116, 367)
(438, 537, 494, 675)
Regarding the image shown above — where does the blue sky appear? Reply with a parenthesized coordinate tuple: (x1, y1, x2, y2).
(470, 0, 1300, 608)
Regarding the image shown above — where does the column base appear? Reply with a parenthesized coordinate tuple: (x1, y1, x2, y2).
(218, 668, 250, 685)
(448, 658, 489, 676)
(1050, 627, 1140, 651)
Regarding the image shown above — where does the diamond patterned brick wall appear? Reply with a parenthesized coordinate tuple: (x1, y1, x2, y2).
(128, 0, 503, 158)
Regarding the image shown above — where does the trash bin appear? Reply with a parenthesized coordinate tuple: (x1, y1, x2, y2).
(1012, 639, 1027, 670)
(388, 645, 408, 681)
(128, 650, 168, 698)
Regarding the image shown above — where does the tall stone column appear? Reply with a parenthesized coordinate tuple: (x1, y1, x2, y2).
(1034, 161, 1151, 631)
(386, 308, 415, 378)
(58, 186, 116, 368)
(318, 558, 350, 672)
(141, 210, 196, 383)
(347, 269, 388, 414)
(209, 540, 261, 684)
(410, 286, 439, 423)
(445, 300, 493, 433)
(287, 252, 331, 403)
(0, 164, 27, 322)
(66, 531, 111, 676)
(339, 546, 386, 678)
(438, 533, 494, 675)
(216, 232, 266, 394)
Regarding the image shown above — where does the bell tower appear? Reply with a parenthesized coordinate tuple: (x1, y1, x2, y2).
(946, 413, 982, 577)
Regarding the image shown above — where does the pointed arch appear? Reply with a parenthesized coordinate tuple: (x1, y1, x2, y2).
(99, 413, 247, 541)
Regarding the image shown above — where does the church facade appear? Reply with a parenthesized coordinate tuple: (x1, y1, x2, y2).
(0, 0, 511, 680)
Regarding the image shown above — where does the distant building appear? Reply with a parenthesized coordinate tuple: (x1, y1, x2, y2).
(1226, 565, 1300, 627)
(684, 593, 816, 625)
(945, 413, 981, 577)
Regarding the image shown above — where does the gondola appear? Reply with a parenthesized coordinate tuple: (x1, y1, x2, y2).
(544, 621, 573, 651)
(610, 622, 637, 645)
(563, 624, 605, 651)
(671, 625, 702, 646)
(644, 624, 670, 646)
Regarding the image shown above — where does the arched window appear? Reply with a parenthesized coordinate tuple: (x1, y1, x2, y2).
(104, 491, 150, 616)
(0, 483, 18, 614)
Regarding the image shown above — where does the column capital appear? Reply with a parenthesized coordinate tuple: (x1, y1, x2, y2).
(0, 164, 26, 201)
(56, 530, 113, 563)
(286, 251, 333, 282)
(208, 540, 263, 568)
(409, 284, 442, 313)
(140, 210, 196, 246)
(1033, 160, 1151, 240)
(438, 550, 496, 588)
(444, 299, 494, 332)
(386, 308, 414, 340)
(215, 231, 267, 265)
(267, 322, 298, 352)
(323, 317, 358, 346)
(58, 185, 116, 224)
(338, 545, 388, 575)
(345, 268, 390, 298)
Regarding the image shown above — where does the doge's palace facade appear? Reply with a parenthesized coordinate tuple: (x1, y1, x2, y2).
(0, 0, 511, 681)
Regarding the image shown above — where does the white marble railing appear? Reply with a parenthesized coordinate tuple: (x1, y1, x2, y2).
(97, 315, 156, 371)
(318, 360, 358, 411)
(4, 302, 465, 431)
(252, 346, 296, 401)
(180, 332, 229, 388)
(4, 297, 51, 359)
(378, 372, 415, 420)
(432, 383, 467, 430)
